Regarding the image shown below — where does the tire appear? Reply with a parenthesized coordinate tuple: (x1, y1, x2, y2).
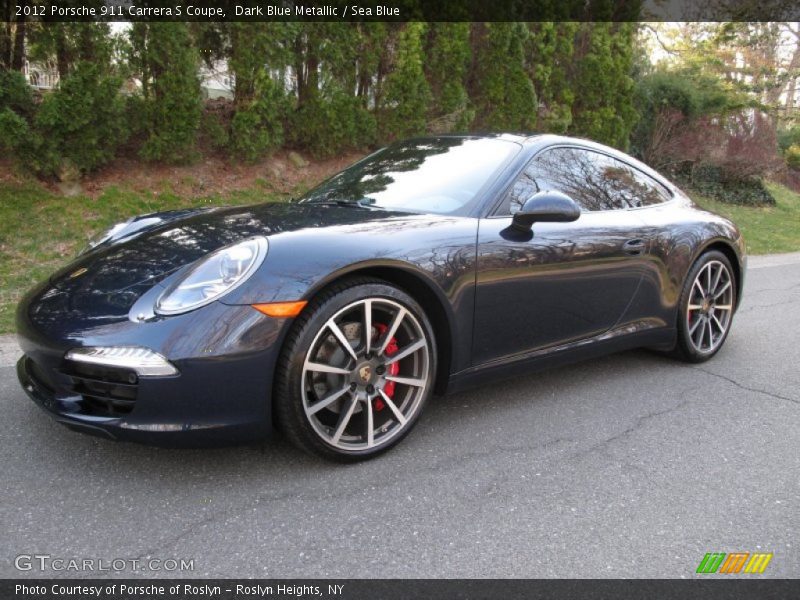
(672, 250, 737, 363)
(274, 278, 437, 461)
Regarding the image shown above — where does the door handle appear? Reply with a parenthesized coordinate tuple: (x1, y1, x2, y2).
(623, 239, 647, 255)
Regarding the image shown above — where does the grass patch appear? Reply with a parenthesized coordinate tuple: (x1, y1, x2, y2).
(690, 182, 800, 256)
(0, 183, 290, 334)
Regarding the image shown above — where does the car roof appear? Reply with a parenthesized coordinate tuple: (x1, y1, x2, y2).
(396, 133, 676, 193)
(407, 132, 617, 150)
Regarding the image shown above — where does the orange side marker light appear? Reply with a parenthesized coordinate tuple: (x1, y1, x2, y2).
(251, 301, 308, 318)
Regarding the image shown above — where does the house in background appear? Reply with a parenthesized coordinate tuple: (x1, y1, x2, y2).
(200, 61, 234, 100)
(23, 58, 59, 91)
(22, 56, 233, 101)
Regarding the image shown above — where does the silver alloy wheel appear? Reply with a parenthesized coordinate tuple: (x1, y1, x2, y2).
(686, 260, 734, 354)
(301, 298, 430, 451)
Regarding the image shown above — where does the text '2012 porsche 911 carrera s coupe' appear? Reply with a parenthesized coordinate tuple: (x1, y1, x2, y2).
(16, 134, 745, 460)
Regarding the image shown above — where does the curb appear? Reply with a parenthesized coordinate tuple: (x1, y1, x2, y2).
(0, 334, 19, 368)
(747, 251, 800, 270)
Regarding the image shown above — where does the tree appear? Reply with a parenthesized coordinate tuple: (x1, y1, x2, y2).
(527, 22, 578, 133)
(630, 68, 741, 167)
(1, 6, 26, 72)
(1, 17, 127, 177)
(129, 23, 202, 163)
(424, 23, 472, 133)
(225, 24, 294, 160)
(355, 23, 389, 108)
(27, 23, 114, 81)
(35, 62, 126, 175)
(230, 70, 291, 161)
(569, 22, 638, 149)
(0, 70, 40, 169)
(284, 23, 377, 157)
(468, 23, 537, 132)
(379, 22, 431, 139)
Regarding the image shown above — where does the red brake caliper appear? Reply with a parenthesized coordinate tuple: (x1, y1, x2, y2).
(373, 323, 399, 411)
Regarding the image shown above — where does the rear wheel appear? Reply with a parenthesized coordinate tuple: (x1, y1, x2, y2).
(673, 251, 736, 363)
(274, 279, 436, 461)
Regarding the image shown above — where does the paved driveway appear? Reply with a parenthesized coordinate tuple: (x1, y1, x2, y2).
(1, 255, 798, 578)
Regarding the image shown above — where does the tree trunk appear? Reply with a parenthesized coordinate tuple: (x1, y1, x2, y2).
(11, 14, 25, 71)
(294, 34, 307, 106)
(230, 26, 247, 110)
(306, 53, 319, 102)
(55, 28, 70, 80)
(0, 16, 12, 70)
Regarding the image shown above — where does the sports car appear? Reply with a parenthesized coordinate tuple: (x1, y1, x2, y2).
(16, 134, 745, 460)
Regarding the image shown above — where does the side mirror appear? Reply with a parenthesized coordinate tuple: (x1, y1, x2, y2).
(511, 191, 581, 232)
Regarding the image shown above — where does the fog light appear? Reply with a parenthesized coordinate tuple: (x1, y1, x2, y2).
(65, 347, 178, 377)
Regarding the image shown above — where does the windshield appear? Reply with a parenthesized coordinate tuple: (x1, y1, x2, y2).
(299, 137, 520, 214)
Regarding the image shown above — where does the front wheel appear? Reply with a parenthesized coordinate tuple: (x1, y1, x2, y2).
(673, 250, 737, 363)
(274, 279, 436, 461)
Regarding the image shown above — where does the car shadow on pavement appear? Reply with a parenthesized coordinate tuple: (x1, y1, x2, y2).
(10, 347, 678, 483)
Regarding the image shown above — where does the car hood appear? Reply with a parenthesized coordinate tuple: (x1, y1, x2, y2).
(22, 202, 410, 330)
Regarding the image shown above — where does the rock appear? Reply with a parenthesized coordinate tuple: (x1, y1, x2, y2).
(57, 181, 84, 197)
(56, 160, 83, 196)
(288, 151, 309, 169)
(57, 159, 80, 184)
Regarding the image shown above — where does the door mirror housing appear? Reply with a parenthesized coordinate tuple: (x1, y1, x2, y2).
(511, 191, 581, 232)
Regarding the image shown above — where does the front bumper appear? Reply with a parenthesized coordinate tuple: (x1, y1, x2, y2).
(16, 301, 287, 447)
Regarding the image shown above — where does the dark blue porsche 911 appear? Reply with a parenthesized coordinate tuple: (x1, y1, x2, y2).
(16, 134, 745, 460)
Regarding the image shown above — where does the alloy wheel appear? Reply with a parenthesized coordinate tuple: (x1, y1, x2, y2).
(301, 298, 431, 451)
(686, 260, 734, 354)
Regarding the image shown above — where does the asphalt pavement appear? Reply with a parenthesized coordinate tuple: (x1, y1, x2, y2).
(1, 255, 798, 578)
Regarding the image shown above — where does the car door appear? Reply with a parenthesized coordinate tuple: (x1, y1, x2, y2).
(472, 146, 652, 365)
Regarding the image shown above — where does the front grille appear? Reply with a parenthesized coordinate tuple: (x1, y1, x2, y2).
(61, 361, 139, 417)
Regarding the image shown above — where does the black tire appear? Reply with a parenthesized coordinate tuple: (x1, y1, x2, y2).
(672, 250, 737, 363)
(274, 277, 437, 461)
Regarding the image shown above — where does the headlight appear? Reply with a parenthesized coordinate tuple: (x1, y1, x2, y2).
(155, 237, 268, 315)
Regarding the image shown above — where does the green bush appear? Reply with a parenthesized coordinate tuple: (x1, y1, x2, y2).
(201, 110, 230, 153)
(34, 62, 127, 176)
(122, 94, 149, 142)
(0, 71, 43, 170)
(470, 23, 536, 132)
(569, 23, 638, 149)
(230, 74, 289, 162)
(631, 68, 741, 164)
(785, 144, 800, 171)
(681, 165, 776, 207)
(0, 108, 39, 166)
(379, 23, 432, 140)
(132, 23, 202, 164)
(0, 70, 35, 117)
(425, 23, 473, 133)
(778, 126, 800, 153)
(290, 90, 376, 159)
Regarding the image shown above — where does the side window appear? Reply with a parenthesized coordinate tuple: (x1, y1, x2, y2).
(625, 167, 672, 207)
(499, 147, 671, 215)
(505, 167, 540, 215)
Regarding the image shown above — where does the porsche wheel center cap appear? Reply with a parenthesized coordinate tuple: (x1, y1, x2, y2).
(358, 364, 372, 383)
